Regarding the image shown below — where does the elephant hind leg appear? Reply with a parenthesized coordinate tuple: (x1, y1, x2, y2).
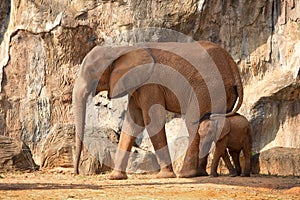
(241, 126, 252, 177)
(241, 145, 252, 177)
(177, 132, 200, 178)
(241, 149, 251, 177)
(229, 150, 241, 176)
(177, 103, 201, 178)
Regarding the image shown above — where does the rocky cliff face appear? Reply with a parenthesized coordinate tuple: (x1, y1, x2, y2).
(0, 0, 299, 175)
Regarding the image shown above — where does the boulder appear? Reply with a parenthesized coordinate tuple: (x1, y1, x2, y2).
(40, 124, 75, 168)
(40, 124, 159, 175)
(252, 147, 300, 176)
(127, 147, 160, 174)
(0, 135, 38, 171)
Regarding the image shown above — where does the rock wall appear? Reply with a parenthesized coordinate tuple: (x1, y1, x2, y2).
(195, 0, 300, 152)
(0, 0, 299, 175)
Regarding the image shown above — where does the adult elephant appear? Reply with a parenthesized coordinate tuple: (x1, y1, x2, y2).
(72, 41, 243, 179)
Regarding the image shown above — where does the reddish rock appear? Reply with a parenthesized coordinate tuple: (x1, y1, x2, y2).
(0, 135, 38, 171)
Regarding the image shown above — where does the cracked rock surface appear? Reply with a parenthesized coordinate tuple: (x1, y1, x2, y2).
(0, 0, 299, 175)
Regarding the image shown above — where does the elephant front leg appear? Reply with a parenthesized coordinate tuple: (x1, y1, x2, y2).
(109, 132, 137, 180)
(210, 153, 222, 177)
(210, 141, 228, 177)
(143, 103, 175, 178)
(109, 100, 144, 180)
(198, 155, 209, 176)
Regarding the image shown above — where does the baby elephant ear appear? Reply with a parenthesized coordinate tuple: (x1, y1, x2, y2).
(199, 119, 216, 158)
(198, 120, 211, 137)
(217, 118, 231, 141)
(109, 47, 155, 98)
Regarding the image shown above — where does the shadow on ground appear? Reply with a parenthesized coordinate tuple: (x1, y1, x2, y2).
(0, 175, 298, 191)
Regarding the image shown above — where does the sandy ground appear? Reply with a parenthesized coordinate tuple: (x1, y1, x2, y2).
(0, 170, 299, 200)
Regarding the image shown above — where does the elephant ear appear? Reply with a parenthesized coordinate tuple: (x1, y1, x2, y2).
(108, 47, 154, 98)
(199, 116, 230, 158)
(199, 119, 217, 158)
(198, 120, 210, 138)
(216, 118, 230, 141)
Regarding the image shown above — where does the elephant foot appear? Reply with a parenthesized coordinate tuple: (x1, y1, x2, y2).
(198, 170, 209, 176)
(177, 169, 199, 178)
(210, 172, 219, 177)
(229, 170, 238, 177)
(241, 173, 250, 177)
(156, 170, 176, 179)
(155, 165, 176, 179)
(108, 170, 128, 180)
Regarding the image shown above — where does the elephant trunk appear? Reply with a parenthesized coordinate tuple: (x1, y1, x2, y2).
(72, 78, 90, 175)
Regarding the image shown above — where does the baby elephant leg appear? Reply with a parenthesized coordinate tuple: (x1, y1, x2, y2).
(198, 155, 209, 176)
(210, 141, 227, 177)
(229, 150, 242, 176)
(241, 148, 251, 177)
(221, 149, 237, 177)
(241, 128, 252, 177)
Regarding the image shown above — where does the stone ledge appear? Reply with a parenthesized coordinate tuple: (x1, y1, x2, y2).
(252, 147, 300, 176)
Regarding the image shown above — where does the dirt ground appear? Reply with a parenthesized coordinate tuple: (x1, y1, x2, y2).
(0, 170, 299, 200)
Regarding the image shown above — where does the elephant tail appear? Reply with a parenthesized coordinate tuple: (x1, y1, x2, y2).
(230, 78, 244, 114)
(211, 50, 243, 119)
(210, 86, 243, 119)
(228, 54, 244, 115)
(225, 86, 243, 117)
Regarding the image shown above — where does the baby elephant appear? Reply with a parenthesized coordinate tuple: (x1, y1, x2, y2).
(198, 113, 252, 177)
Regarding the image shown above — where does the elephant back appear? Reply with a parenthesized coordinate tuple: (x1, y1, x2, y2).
(201, 41, 243, 114)
(148, 41, 243, 115)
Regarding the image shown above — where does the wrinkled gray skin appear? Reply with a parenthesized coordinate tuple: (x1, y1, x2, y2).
(198, 113, 252, 177)
(72, 41, 243, 179)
